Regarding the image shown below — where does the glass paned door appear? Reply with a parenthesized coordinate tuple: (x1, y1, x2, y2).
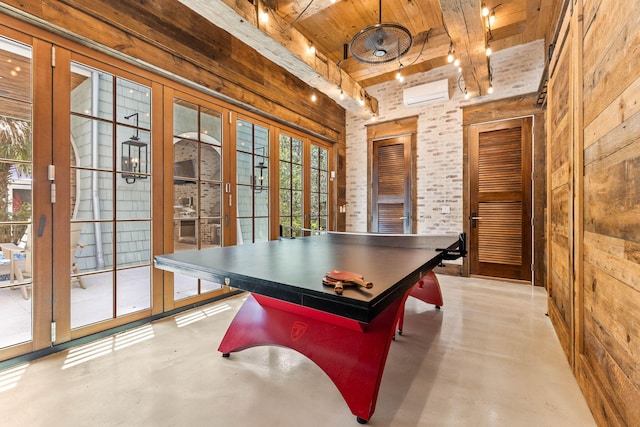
(236, 119, 270, 244)
(310, 144, 329, 232)
(69, 62, 152, 329)
(279, 134, 303, 237)
(0, 35, 33, 349)
(172, 97, 224, 300)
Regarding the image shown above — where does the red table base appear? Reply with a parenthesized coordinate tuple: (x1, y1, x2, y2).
(397, 271, 443, 335)
(218, 291, 412, 423)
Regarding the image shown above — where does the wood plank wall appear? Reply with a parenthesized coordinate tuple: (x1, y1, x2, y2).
(547, 1, 640, 425)
(0, 0, 348, 229)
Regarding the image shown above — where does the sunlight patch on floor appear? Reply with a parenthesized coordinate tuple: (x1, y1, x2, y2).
(0, 363, 29, 393)
(175, 303, 232, 328)
(62, 324, 155, 370)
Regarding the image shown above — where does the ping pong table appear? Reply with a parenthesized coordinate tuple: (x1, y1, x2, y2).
(154, 232, 465, 423)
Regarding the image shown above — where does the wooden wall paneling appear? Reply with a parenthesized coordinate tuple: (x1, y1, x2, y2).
(578, 0, 640, 425)
(546, 4, 573, 363)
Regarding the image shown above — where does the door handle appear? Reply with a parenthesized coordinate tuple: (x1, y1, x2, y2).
(471, 212, 481, 228)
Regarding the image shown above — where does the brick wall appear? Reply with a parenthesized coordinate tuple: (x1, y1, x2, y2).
(345, 39, 545, 233)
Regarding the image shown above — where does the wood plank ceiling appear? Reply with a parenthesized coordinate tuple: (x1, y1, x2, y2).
(0, 1, 558, 118)
(179, 0, 557, 116)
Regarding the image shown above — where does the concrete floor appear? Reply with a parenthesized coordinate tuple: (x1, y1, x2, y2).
(0, 275, 596, 426)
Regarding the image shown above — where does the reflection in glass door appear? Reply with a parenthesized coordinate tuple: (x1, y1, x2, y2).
(236, 119, 270, 244)
(309, 144, 329, 232)
(172, 97, 224, 300)
(279, 134, 303, 238)
(0, 36, 33, 349)
(69, 62, 152, 329)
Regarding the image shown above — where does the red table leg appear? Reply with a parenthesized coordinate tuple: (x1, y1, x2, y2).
(218, 292, 411, 423)
(397, 271, 443, 335)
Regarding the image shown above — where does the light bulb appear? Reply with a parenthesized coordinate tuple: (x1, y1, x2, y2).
(454, 58, 460, 67)
(447, 53, 454, 63)
(464, 91, 470, 100)
(482, 4, 489, 17)
(311, 93, 317, 102)
(339, 90, 345, 100)
(458, 66, 463, 73)
(308, 44, 315, 55)
(488, 85, 494, 94)
(489, 12, 496, 25)
(486, 46, 492, 56)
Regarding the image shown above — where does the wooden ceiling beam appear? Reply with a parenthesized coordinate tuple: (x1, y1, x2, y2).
(270, 0, 343, 23)
(177, 0, 377, 117)
(439, 0, 491, 96)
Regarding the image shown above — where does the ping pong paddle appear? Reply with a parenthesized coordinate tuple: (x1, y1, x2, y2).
(323, 270, 373, 295)
(322, 275, 346, 294)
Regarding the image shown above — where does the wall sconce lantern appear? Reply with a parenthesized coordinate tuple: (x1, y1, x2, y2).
(253, 146, 267, 193)
(122, 113, 148, 184)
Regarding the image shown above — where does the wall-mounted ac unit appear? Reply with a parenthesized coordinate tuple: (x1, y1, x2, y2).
(403, 79, 449, 107)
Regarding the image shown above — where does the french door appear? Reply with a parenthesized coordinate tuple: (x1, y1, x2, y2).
(278, 131, 331, 237)
(0, 29, 48, 356)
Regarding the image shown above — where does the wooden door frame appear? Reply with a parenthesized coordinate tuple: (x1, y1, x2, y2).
(462, 93, 546, 285)
(366, 117, 417, 233)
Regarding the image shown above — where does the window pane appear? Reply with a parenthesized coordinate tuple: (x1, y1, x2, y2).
(254, 125, 269, 157)
(292, 164, 303, 190)
(279, 162, 291, 189)
(311, 145, 319, 168)
(254, 189, 269, 217)
(73, 171, 114, 221)
(254, 217, 269, 243)
(237, 186, 253, 217)
(70, 118, 113, 170)
(292, 190, 302, 216)
(173, 98, 198, 136)
(279, 135, 290, 161)
(116, 173, 151, 219)
(117, 266, 151, 316)
(255, 156, 268, 188)
(200, 182, 221, 217)
(236, 119, 252, 152)
(70, 62, 113, 121)
(280, 190, 291, 216)
(200, 107, 222, 144)
(201, 145, 222, 181)
(319, 147, 328, 170)
(236, 152, 252, 185)
(200, 219, 221, 248)
(116, 221, 150, 267)
(116, 78, 151, 130)
(71, 271, 114, 328)
(238, 218, 252, 245)
(291, 138, 302, 164)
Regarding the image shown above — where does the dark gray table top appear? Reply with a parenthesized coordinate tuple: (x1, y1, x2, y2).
(154, 232, 461, 322)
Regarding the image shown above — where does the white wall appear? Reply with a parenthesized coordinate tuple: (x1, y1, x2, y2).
(345, 39, 546, 234)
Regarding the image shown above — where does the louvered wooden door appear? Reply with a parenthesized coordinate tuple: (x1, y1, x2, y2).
(372, 136, 411, 233)
(469, 118, 532, 281)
